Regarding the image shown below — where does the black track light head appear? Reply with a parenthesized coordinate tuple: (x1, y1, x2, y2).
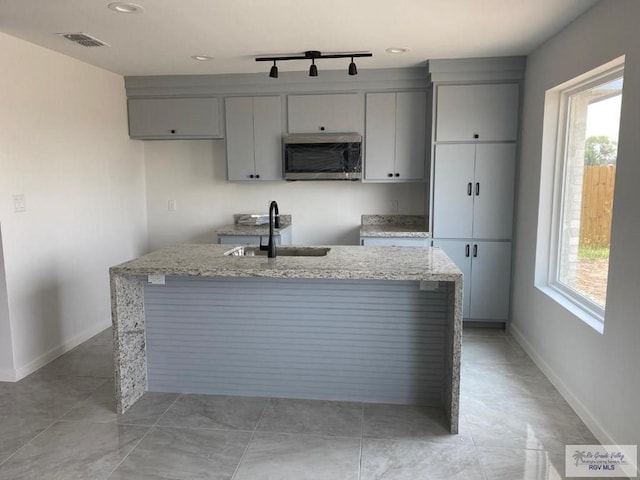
(269, 60, 278, 78)
(309, 59, 318, 77)
(348, 57, 357, 76)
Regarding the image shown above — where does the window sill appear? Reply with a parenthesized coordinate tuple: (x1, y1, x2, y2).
(536, 285, 605, 334)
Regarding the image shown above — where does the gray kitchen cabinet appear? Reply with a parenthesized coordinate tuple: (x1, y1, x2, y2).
(360, 236, 428, 247)
(433, 240, 511, 321)
(226, 96, 283, 181)
(435, 83, 519, 142)
(217, 228, 292, 246)
(364, 91, 427, 182)
(287, 93, 359, 133)
(128, 97, 221, 139)
(432, 143, 515, 239)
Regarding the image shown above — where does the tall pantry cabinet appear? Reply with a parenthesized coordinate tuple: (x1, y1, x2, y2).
(427, 58, 525, 324)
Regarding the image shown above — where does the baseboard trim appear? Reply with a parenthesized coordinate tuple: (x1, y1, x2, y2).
(509, 323, 616, 446)
(0, 368, 16, 382)
(13, 320, 111, 381)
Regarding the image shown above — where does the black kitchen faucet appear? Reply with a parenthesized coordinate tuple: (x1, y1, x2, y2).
(259, 201, 280, 258)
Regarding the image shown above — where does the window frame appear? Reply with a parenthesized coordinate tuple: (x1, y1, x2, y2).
(547, 65, 624, 327)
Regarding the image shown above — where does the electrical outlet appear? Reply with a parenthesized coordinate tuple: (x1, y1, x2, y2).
(168, 199, 177, 211)
(389, 199, 399, 213)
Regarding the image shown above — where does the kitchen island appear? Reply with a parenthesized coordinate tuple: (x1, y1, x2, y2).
(110, 244, 463, 432)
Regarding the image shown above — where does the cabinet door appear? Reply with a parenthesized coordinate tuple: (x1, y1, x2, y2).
(225, 97, 256, 181)
(435, 84, 519, 142)
(469, 241, 512, 321)
(364, 93, 396, 180)
(128, 98, 220, 139)
(432, 144, 475, 238)
(287, 94, 359, 133)
(432, 240, 472, 319)
(253, 96, 283, 181)
(394, 91, 426, 181)
(472, 144, 516, 239)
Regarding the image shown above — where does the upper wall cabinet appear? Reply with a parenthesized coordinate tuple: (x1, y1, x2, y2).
(225, 96, 283, 181)
(364, 91, 427, 182)
(435, 84, 519, 142)
(128, 97, 221, 139)
(287, 94, 359, 133)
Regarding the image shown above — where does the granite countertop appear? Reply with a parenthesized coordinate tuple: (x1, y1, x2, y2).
(216, 214, 292, 236)
(360, 214, 430, 238)
(110, 244, 461, 283)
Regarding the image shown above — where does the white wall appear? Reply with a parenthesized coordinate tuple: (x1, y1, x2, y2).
(511, 0, 640, 445)
(144, 140, 426, 250)
(0, 225, 14, 379)
(0, 32, 147, 379)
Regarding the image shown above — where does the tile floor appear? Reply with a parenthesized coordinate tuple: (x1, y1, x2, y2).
(0, 326, 599, 479)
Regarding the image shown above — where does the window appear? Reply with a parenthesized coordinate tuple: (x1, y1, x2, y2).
(548, 65, 623, 324)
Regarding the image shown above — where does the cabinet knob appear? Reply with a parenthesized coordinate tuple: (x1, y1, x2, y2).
(255, 174, 260, 179)
(319, 126, 325, 131)
(394, 173, 400, 177)
(249, 174, 254, 178)
(170, 129, 176, 134)
(473, 133, 479, 139)
(387, 173, 393, 178)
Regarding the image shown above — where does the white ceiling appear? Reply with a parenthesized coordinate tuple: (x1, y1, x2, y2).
(0, 0, 599, 77)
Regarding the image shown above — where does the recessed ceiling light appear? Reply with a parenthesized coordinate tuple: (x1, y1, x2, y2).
(386, 47, 409, 54)
(107, 2, 144, 14)
(191, 55, 214, 62)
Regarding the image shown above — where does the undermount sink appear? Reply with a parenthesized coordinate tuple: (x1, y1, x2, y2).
(224, 246, 331, 257)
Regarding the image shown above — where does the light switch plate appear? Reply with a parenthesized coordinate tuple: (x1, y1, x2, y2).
(12, 194, 26, 213)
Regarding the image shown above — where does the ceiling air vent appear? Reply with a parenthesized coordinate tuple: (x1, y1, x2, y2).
(58, 33, 110, 48)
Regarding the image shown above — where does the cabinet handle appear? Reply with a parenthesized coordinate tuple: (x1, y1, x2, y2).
(170, 129, 176, 134)
(473, 244, 478, 257)
(473, 133, 479, 139)
(394, 173, 400, 177)
(388, 173, 393, 178)
(249, 174, 254, 178)
(465, 244, 470, 257)
(467, 183, 472, 196)
(475, 182, 480, 196)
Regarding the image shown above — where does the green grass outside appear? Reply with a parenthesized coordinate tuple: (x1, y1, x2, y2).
(578, 245, 610, 260)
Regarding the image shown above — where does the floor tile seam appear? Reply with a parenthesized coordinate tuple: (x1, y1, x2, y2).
(53, 377, 112, 421)
(230, 396, 272, 480)
(104, 393, 182, 479)
(361, 434, 474, 447)
(0, 417, 57, 469)
(474, 444, 492, 480)
(357, 402, 364, 480)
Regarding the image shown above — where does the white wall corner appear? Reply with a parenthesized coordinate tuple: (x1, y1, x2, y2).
(13, 319, 111, 381)
(509, 323, 617, 446)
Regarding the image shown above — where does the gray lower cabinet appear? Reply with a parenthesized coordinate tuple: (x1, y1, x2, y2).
(225, 96, 283, 181)
(433, 239, 511, 321)
(218, 228, 292, 246)
(127, 97, 221, 139)
(364, 91, 427, 182)
(360, 237, 428, 247)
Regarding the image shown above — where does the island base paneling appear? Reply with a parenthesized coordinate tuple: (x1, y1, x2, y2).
(144, 277, 447, 406)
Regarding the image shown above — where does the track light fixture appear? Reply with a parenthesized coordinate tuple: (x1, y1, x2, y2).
(269, 60, 278, 78)
(256, 50, 372, 78)
(348, 56, 357, 76)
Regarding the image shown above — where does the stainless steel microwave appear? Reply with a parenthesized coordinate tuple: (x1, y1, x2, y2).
(283, 133, 362, 181)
